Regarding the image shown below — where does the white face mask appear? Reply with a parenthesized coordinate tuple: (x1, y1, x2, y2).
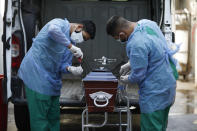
(116, 34, 127, 44)
(116, 38, 126, 44)
(70, 31, 84, 43)
(116, 39, 121, 42)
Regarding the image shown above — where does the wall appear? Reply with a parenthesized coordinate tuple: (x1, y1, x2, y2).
(195, 29, 197, 86)
(173, 0, 197, 79)
(0, 0, 5, 74)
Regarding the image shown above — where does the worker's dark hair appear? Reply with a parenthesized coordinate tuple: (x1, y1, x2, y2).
(106, 16, 129, 36)
(81, 20, 96, 39)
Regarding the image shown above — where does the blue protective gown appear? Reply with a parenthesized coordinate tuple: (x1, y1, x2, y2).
(126, 19, 176, 113)
(18, 18, 75, 96)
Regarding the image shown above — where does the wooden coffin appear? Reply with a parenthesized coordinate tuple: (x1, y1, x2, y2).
(83, 72, 118, 112)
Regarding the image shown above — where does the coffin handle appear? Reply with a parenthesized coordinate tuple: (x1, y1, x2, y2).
(94, 96, 109, 107)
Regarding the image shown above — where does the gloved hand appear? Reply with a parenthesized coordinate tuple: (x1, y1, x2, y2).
(67, 66, 83, 76)
(120, 75, 129, 84)
(120, 61, 131, 76)
(69, 45, 83, 59)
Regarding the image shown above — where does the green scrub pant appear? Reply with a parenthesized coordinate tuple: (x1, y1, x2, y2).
(25, 86, 60, 131)
(141, 105, 171, 131)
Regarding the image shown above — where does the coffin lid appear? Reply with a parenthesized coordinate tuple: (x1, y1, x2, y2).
(83, 72, 118, 82)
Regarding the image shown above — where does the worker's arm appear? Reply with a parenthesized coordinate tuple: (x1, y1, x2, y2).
(60, 50, 73, 74)
(67, 66, 83, 76)
(60, 55, 83, 76)
(48, 21, 71, 47)
(48, 22, 83, 58)
(128, 39, 149, 84)
(120, 61, 130, 76)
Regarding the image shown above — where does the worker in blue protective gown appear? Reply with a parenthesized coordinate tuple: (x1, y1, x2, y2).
(106, 16, 177, 131)
(18, 18, 96, 131)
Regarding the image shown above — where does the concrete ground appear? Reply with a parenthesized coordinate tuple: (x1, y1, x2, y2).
(7, 80, 197, 131)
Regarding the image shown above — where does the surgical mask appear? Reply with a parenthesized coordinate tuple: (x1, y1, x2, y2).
(116, 38, 126, 44)
(116, 39, 121, 42)
(116, 34, 127, 44)
(70, 31, 84, 43)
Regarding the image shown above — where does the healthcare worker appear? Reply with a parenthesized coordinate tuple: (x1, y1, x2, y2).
(18, 18, 96, 131)
(106, 16, 177, 131)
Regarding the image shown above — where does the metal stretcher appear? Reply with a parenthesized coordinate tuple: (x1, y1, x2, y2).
(82, 71, 132, 131)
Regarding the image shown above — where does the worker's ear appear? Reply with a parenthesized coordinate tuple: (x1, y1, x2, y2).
(75, 24, 83, 32)
(119, 32, 126, 39)
(119, 32, 127, 42)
